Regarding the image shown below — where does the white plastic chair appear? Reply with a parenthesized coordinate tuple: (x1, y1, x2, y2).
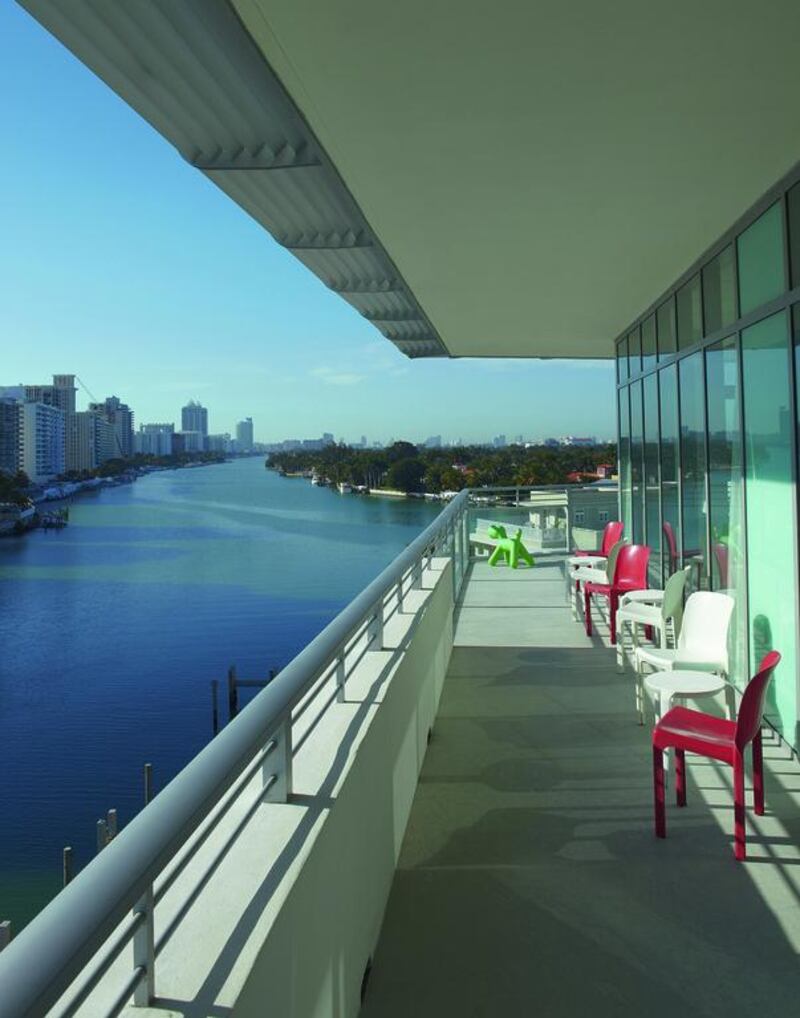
(570, 540, 627, 619)
(634, 590, 734, 723)
(616, 566, 691, 672)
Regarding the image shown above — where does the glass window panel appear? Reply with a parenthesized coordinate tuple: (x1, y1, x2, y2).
(677, 273, 702, 349)
(788, 182, 800, 290)
(702, 245, 737, 334)
(657, 298, 677, 359)
(618, 386, 632, 537)
(679, 353, 708, 591)
(737, 202, 785, 316)
(617, 338, 629, 384)
(643, 372, 661, 585)
(659, 364, 681, 577)
(742, 311, 796, 739)
(628, 327, 642, 375)
(641, 314, 657, 373)
(630, 380, 644, 542)
(705, 336, 746, 684)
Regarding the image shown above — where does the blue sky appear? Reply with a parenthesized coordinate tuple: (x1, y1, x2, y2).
(1, 3, 615, 445)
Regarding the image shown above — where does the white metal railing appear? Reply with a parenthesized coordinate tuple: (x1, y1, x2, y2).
(0, 491, 470, 1017)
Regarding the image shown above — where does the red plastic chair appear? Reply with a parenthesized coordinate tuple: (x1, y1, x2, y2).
(713, 542, 729, 589)
(662, 521, 679, 575)
(652, 651, 780, 861)
(583, 543, 650, 644)
(572, 520, 623, 558)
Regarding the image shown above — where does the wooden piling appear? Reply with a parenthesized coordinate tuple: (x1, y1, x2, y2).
(0, 920, 11, 952)
(211, 679, 219, 735)
(227, 665, 238, 721)
(144, 762, 153, 806)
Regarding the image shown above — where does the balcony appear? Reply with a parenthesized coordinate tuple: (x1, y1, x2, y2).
(1, 494, 798, 1017)
(363, 556, 800, 1017)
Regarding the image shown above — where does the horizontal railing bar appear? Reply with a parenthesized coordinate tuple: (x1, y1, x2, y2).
(106, 965, 145, 1018)
(0, 490, 469, 1018)
(56, 912, 144, 1018)
(292, 666, 337, 722)
(154, 740, 277, 906)
(154, 773, 279, 961)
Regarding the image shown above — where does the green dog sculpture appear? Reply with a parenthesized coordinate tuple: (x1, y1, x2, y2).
(487, 524, 534, 569)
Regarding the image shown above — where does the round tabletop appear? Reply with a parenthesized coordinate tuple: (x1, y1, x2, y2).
(644, 669, 726, 698)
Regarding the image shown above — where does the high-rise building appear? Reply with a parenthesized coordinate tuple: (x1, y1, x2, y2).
(20, 402, 65, 483)
(207, 433, 232, 453)
(22, 375, 77, 469)
(69, 412, 116, 472)
(181, 400, 208, 438)
(135, 423, 175, 457)
(235, 418, 254, 452)
(175, 430, 205, 453)
(0, 391, 23, 475)
(89, 396, 135, 458)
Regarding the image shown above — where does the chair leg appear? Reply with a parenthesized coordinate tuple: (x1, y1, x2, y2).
(653, 746, 666, 838)
(635, 670, 644, 725)
(733, 752, 746, 861)
(616, 618, 624, 671)
(609, 593, 618, 645)
(584, 589, 592, 637)
(753, 732, 765, 816)
(675, 749, 686, 807)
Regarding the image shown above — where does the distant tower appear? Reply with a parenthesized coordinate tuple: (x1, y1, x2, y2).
(88, 396, 135, 458)
(182, 400, 208, 437)
(236, 417, 254, 451)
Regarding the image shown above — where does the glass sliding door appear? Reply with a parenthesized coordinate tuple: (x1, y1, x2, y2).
(643, 373, 661, 584)
(705, 336, 746, 684)
(659, 364, 681, 579)
(679, 353, 708, 591)
(742, 312, 797, 741)
(630, 380, 644, 542)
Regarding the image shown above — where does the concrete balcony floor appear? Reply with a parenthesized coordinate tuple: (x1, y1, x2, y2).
(362, 557, 800, 1018)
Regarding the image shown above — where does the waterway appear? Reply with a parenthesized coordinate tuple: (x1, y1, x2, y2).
(0, 457, 439, 929)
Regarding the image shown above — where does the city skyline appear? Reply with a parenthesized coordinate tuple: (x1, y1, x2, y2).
(1, 3, 615, 447)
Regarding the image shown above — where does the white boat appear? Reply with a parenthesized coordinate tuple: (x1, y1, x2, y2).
(337, 482, 353, 494)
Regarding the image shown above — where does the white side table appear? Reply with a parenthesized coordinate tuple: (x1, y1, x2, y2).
(644, 669, 728, 723)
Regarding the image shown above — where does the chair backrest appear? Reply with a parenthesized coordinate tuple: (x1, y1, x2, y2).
(600, 521, 624, 557)
(677, 591, 735, 671)
(713, 542, 729, 588)
(612, 544, 650, 590)
(604, 539, 627, 581)
(663, 521, 679, 568)
(660, 565, 691, 625)
(736, 652, 780, 750)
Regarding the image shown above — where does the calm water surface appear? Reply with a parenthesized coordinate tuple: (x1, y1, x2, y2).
(0, 458, 438, 927)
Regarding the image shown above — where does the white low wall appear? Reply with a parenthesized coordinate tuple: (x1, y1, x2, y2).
(232, 560, 454, 1017)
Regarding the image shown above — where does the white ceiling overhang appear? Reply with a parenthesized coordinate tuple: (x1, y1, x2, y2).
(18, 0, 800, 360)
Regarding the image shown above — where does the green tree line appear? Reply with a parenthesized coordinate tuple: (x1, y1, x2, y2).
(267, 441, 617, 494)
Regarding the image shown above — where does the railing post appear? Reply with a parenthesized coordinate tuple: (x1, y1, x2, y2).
(265, 714, 293, 803)
(335, 648, 346, 703)
(368, 601, 384, 650)
(411, 558, 422, 590)
(132, 886, 155, 1006)
(397, 577, 404, 614)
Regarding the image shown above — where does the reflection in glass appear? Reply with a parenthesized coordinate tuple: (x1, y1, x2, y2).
(737, 202, 785, 316)
(659, 364, 681, 577)
(630, 381, 644, 542)
(641, 314, 657, 373)
(679, 353, 707, 590)
(628, 327, 642, 376)
(643, 373, 661, 585)
(617, 338, 629, 384)
(677, 273, 702, 349)
(743, 311, 797, 738)
(618, 386, 632, 538)
(705, 336, 745, 683)
(702, 245, 737, 334)
(657, 298, 677, 359)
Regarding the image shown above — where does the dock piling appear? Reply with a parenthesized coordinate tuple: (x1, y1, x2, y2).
(227, 665, 238, 721)
(144, 762, 153, 806)
(63, 846, 74, 887)
(211, 679, 219, 735)
(0, 920, 11, 952)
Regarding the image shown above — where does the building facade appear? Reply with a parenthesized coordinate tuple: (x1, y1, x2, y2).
(0, 396, 22, 475)
(235, 417, 254, 452)
(181, 401, 208, 439)
(617, 171, 800, 751)
(20, 402, 65, 483)
(89, 396, 134, 458)
(135, 424, 175, 457)
(69, 412, 116, 472)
